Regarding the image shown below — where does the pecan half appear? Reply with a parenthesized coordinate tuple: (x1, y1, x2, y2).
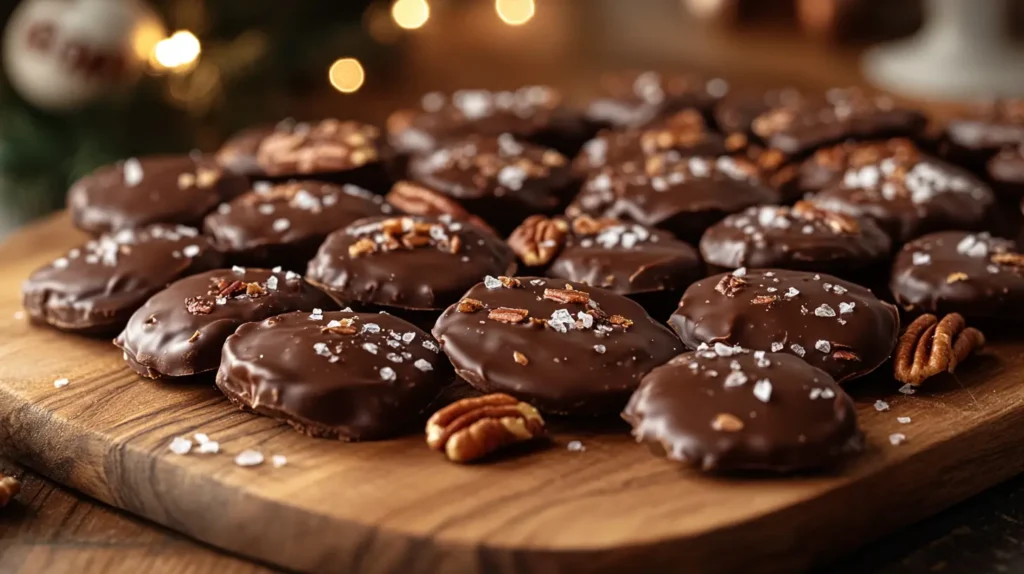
(507, 215, 569, 267)
(385, 181, 495, 234)
(488, 307, 529, 324)
(321, 318, 358, 335)
(544, 287, 590, 304)
(456, 298, 485, 313)
(715, 275, 747, 297)
(425, 393, 546, 463)
(894, 313, 985, 386)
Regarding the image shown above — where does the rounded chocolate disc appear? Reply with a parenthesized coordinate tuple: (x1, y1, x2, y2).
(750, 88, 925, 157)
(713, 87, 805, 135)
(808, 154, 996, 244)
(255, 119, 389, 191)
(217, 310, 452, 441)
(890, 231, 1024, 319)
(22, 225, 221, 334)
(698, 202, 891, 276)
(622, 349, 862, 473)
(306, 215, 516, 312)
(572, 109, 732, 176)
(567, 154, 781, 243)
(386, 86, 593, 157)
(67, 155, 248, 235)
(215, 124, 276, 177)
(432, 276, 683, 415)
(669, 269, 900, 383)
(585, 71, 729, 130)
(988, 143, 1024, 199)
(940, 100, 1024, 173)
(203, 181, 393, 269)
(782, 138, 921, 198)
(406, 134, 578, 236)
(115, 267, 334, 379)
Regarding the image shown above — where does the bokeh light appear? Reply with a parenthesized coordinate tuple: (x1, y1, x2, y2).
(495, 0, 536, 26)
(392, 0, 430, 30)
(329, 58, 366, 93)
(151, 30, 201, 72)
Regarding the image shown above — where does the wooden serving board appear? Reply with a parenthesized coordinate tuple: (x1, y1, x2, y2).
(2, 213, 1024, 573)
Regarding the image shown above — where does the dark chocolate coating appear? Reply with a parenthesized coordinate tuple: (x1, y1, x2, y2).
(808, 155, 996, 244)
(215, 124, 275, 177)
(783, 138, 921, 198)
(67, 155, 248, 235)
(750, 88, 926, 157)
(386, 87, 594, 157)
(407, 134, 578, 236)
(622, 349, 862, 473)
(572, 110, 731, 176)
(217, 310, 452, 441)
(432, 277, 684, 415)
(989, 143, 1024, 199)
(713, 88, 805, 135)
(698, 204, 891, 275)
(585, 71, 729, 129)
(306, 215, 516, 312)
(203, 181, 393, 269)
(669, 269, 900, 383)
(114, 268, 335, 379)
(22, 225, 221, 335)
(567, 155, 781, 244)
(548, 224, 703, 296)
(939, 100, 1024, 173)
(890, 231, 1024, 319)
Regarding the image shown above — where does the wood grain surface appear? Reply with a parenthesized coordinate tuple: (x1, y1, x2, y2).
(1, 213, 1023, 573)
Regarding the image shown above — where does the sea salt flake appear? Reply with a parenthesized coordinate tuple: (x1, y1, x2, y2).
(197, 441, 220, 454)
(422, 339, 439, 353)
(912, 252, 931, 265)
(272, 218, 291, 232)
(402, 332, 416, 343)
(193, 433, 210, 444)
(380, 367, 396, 381)
(169, 437, 192, 454)
(593, 344, 606, 354)
(874, 400, 890, 411)
(898, 383, 916, 395)
(483, 275, 503, 289)
(714, 342, 742, 357)
(753, 379, 773, 402)
(313, 342, 331, 356)
(832, 285, 848, 295)
(414, 359, 433, 372)
(723, 371, 748, 387)
(809, 388, 822, 399)
(785, 287, 799, 298)
(285, 271, 300, 281)
(732, 267, 747, 277)
(53, 377, 69, 388)
(363, 343, 378, 354)
(815, 340, 831, 353)
(266, 276, 279, 291)
(790, 344, 806, 357)
(567, 440, 586, 452)
(839, 302, 856, 314)
(232, 265, 246, 274)
(235, 450, 265, 467)
(362, 323, 381, 334)
(814, 304, 836, 318)
(898, 416, 912, 424)
(271, 455, 288, 468)
(889, 433, 907, 446)
(577, 312, 594, 329)
(123, 158, 144, 186)
(386, 353, 404, 363)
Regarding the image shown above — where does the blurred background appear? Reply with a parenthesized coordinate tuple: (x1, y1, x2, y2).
(0, 0, 1022, 235)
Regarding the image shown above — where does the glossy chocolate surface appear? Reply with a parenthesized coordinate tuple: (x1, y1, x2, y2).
(669, 268, 900, 382)
(67, 155, 248, 235)
(407, 134, 578, 236)
(217, 310, 452, 440)
(713, 87, 805, 135)
(623, 349, 862, 473)
(114, 267, 334, 379)
(203, 181, 392, 269)
(215, 124, 275, 177)
(22, 225, 221, 334)
(699, 202, 891, 275)
(432, 276, 683, 415)
(890, 231, 1024, 319)
(585, 71, 729, 129)
(306, 215, 515, 311)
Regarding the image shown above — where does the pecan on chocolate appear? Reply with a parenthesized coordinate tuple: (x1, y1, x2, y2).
(791, 201, 859, 234)
(425, 393, 546, 463)
(894, 313, 985, 386)
(570, 215, 619, 237)
(257, 119, 379, 176)
(488, 307, 529, 324)
(543, 287, 590, 305)
(385, 181, 495, 234)
(456, 298, 485, 313)
(185, 296, 214, 315)
(0, 474, 20, 509)
(507, 215, 569, 267)
(715, 274, 748, 297)
(991, 252, 1024, 268)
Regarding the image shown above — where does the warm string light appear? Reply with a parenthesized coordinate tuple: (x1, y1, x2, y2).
(329, 58, 365, 93)
(495, 0, 536, 26)
(151, 30, 201, 72)
(392, 0, 430, 30)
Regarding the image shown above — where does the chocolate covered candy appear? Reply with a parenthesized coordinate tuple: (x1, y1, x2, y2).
(306, 215, 515, 325)
(567, 154, 781, 243)
(432, 277, 683, 415)
(68, 155, 248, 235)
(585, 71, 729, 130)
(215, 124, 275, 177)
(406, 134, 578, 236)
(808, 153, 996, 244)
(217, 310, 451, 440)
(22, 225, 221, 334)
(669, 269, 899, 382)
(622, 349, 862, 473)
(386, 87, 593, 156)
(890, 231, 1024, 320)
(940, 99, 1024, 174)
(713, 87, 805, 136)
(572, 109, 735, 176)
(203, 181, 392, 269)
(115, 267, 334, 379)
(255, 119, 389, 191)
(750, 88, 925, 158)
(777, 138, 921, 199)
(699, 202, 891, 277)
(989, 143, 1024, 199)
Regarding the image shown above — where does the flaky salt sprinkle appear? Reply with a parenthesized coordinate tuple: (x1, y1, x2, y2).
(790, 344, 806, 357)
(169, 437, 192, 455)
(235, 450, 264, 467)
(310, 308, 324, 320)
(272, 266, 283, 273)
(898, 384, 916, 395)
(266, 276, 279, 290)
(197, 441, 220, 454)
(770, 342, 784, 352)
(753, 379, 772, 402)
(714, 342, 742, 357)
(724, 371, 748, 387)
(272, 218, 291, 232)
(732, 267, 747, 277)
(839, 302, 856, 315)
(285, 270, 300, 281)
(123, 157, 144, 186)
(414, 359, 433, 372)
(815, 340, 831, 353)
(912, 252, 931, 266)
(897, 416, 912, 424)
(874, 400, 890, 411)
(380, 366, 397, 381)
(814, 304, 836, 318)
(483, 275, 503, 289)
(53, 377, 69, 388)
(272, 455, 288, 468)
(593, 344, 606, 354)
(232, 265, 246, 275)
(889, 433, 907, 446)
(567, 440, 586, 452)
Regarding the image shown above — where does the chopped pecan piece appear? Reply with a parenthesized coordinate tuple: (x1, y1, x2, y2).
(513, 351, 529, 365)
(321, 318, 358, 335)
(715, 275, 748, 297)
(991, 252, 1024, 268)
(498, 276, 521, 288)
(946, 272, 969, 284)
(217, 279, 246, 298)
(544, 288, 590, 304)
(185, 296, 214, 315)
(751, 295, 778, 305)
(348, 238, 376, 258)
(425, 393, 546, 463)
(570, 215, 618, 237)
(488, 307, 529, 324)
(385, 181, 495, 234)
(245, 282, 265, 297)
(832, 350, 861, 361)
(711, 413, 744, 432)
(609, 315, 633, 328)
(894, 313, 985, 386)
(456, 298, 485, 313)
(507, 215, 569, 267)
